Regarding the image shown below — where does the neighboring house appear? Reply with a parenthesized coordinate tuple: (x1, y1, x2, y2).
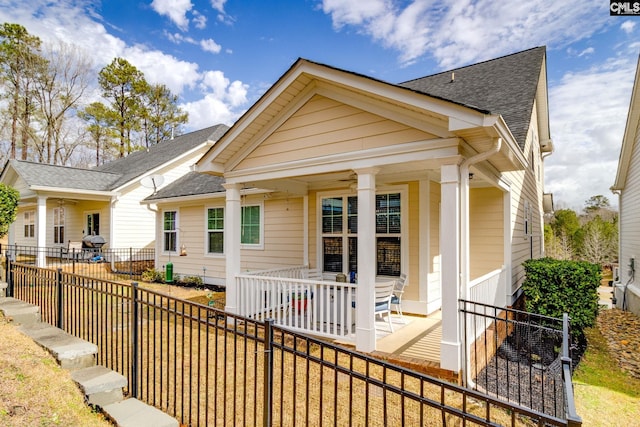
(612, 55, 640, 316)
(144, 46, 553, 373)
(0, 124, 229, 266)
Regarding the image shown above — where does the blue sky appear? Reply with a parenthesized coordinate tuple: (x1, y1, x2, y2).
(0, 0, 638, 211)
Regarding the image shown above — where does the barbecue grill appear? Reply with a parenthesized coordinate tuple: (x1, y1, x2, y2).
(82, 234, 106, 250)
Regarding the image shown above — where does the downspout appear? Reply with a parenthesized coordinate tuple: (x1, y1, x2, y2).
(459, 137, 502, 389)
(145, 202, 160, 272)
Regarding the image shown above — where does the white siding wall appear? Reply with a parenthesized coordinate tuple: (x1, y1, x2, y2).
(113, 150, 205, 249)
(619, 121, 640, 315)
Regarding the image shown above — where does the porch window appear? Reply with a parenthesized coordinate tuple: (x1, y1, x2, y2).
(86, 213, 100, 235)
(24, 211, 35, 238)
(207, 207, 224, 253)
(241, 205, 261, 245)
(53, 207, 65, 244)
(163, 211, 177, 252)
(321, 193, 401, 276)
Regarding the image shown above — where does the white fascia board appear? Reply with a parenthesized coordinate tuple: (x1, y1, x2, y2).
(29, 186, 115, 199)
(141, 187, 272, 206)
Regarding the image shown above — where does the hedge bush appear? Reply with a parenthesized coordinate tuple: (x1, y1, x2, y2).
(522, 258, 601, 338)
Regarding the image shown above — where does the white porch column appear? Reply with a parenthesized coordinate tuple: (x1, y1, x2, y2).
(440, 164, 461, 372)
(36, 196, 47, 267)
(224, 183, 242, 315)
(355, 167, 379, 352)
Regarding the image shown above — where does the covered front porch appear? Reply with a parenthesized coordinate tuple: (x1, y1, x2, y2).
(194, 59, 525, 373)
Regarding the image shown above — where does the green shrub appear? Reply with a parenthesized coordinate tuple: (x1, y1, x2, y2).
(522, 258, 600, 338)
(177, 275, 203, 287)
(141, 268, 164, 283)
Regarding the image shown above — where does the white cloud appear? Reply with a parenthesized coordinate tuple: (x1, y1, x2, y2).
(321, 0, 608, 68)
(545, 57, 636, 210)
(193, 10, 207, 29)
(210, 0, 227, 14)
(151, 0, 193, 31)
(621, 20, 636, 34)
(123, 45, 201, 95)
(200, 38, 222, 54)
(182, 94, 244, 129)
(578, 47, 595, 57)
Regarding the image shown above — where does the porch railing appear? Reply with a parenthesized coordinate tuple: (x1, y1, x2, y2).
(468, 266, 507, 307)
(237, 266, 356, 341)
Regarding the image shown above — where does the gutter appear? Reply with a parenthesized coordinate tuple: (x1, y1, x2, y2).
(459, 137, 502, 389)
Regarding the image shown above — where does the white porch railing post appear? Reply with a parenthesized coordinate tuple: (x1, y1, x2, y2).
(224, 183, 242, 315)
(355, 168, 378, 353)
(440, 164, 461, 372)
(36, 196, 47, 268)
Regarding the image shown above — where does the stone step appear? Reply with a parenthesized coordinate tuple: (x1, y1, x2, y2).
(19, 322, 98, 370)
(103, 398, 179, 427)
(0, 297, 40, 325)
(70, 365, 128, 407)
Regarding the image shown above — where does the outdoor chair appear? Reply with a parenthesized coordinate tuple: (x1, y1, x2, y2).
(390, 273, 408, 319)
(352, 280, 396, 332)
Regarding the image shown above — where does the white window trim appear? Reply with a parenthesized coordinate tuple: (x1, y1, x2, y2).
(241, 202, 264, 250)
(205, 205, 225, 257)
(162, 209, 179, 255)
(316, 185, 408, 277)
(53, 207, 65, 245)
(24, 210, 35, 239)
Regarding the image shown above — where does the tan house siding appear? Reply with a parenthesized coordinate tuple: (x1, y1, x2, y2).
(156, 195, 305, 283)
(469, 187, 504, 278)
(505, 119, 545, 298)
(406, 181, 420, 302)
(428, 181, 441, 306)
(235, 95, 437, 171)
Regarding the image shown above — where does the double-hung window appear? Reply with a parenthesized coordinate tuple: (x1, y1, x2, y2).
(53, 207, 65, 244)
(320, 192, 402, 276)
(241, 205, 261, 245)
(24, 211, 35, 238)
(163, 211, 177, 252)
(207, 207, 224, 254)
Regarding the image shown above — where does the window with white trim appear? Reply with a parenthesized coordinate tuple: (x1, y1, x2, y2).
(241, 205, 261, 245)
(207, 207, 224, 254)
(163, 211, 177, 252)
(24, 211, 35, 238)
(53, 207, 65, 244)
(320, 192, 402, 276)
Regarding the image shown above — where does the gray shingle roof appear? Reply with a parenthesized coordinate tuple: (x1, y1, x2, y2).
(4, 124, 229, 194)
(94, 124, 229, 189)
(144, 171, 225, 201)
(399, 46, 546, 149)
(8, 160, 121, 191)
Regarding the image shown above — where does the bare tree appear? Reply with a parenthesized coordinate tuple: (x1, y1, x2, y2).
(33, 41, 92, 165)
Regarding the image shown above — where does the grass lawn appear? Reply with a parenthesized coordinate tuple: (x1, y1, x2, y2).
(573, 316, 640, 426)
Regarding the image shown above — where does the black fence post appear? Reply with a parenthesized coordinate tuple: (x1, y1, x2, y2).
(6, 256, 13, 297)
(72, 248, 76, 274)
(56, 268, 63, 329)
(129, 247, 133, 281)
(130, 281, 139, 399)
(263, 319, 274, 427)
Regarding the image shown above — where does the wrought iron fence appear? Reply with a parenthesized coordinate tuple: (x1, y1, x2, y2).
(6, 261, 579, 426)
(1, 244, 154, 281)
(460, 299, 581, 425)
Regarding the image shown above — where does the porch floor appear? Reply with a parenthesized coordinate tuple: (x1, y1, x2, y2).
(350, 310, 457, 382)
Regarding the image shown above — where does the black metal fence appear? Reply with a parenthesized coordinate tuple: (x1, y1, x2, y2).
(6, 262, 579, 426)
(1, 244, 154, 281)
(460, 299, 581, 425)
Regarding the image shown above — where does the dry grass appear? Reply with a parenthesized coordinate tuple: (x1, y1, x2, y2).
(0, 314, 112, 427)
